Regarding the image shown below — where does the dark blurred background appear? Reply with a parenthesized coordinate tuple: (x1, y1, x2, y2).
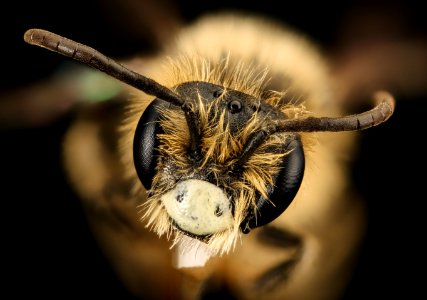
(2, 0, 426, 299)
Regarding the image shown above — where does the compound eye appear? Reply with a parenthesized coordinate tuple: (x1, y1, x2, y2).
(228, 100, 242, 113)
(133, 99, 166, 190)
(240, 137, 305, 233)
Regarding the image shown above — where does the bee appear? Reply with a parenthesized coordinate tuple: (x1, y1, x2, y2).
(24, 12, 394, 300)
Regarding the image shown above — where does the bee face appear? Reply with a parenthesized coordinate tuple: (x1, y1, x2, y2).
(134, 81, 305, 250)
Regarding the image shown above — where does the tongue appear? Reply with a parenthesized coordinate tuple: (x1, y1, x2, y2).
(174, 235, 212, 268)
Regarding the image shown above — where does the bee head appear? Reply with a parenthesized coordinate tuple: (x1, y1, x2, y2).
(134, 81, 305, 247)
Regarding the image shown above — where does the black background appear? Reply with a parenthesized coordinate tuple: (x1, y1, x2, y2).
(2, 1, 426, 299)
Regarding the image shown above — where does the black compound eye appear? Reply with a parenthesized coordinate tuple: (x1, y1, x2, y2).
(228, 100, 242, 113)
(133, 98, 166, 190)
(240, 137, 305, 233)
